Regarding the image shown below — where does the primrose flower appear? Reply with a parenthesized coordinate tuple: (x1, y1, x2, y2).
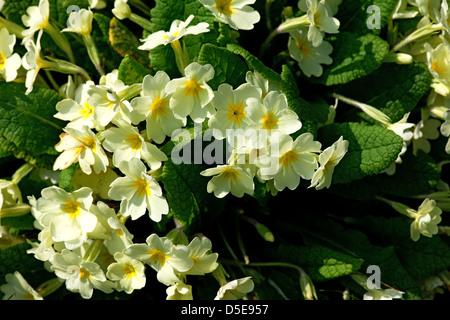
(215, 276, 254, 300)
(31, 186, 96, 246)
(200, 164, 255, 198)
(165, 62, 215, 123)
(363, 288, 404, 300)
(106, 252, 146, 294)
(415, 0, 441, 23)
(89, 0, 107, 10)
(108, 158, 169, 222)
(53, 125, 109, 175)
(50, 249, 115, 299)
(112, 0, 132, 20)
(21, 0, 50, 41)
(208, 83, 261, 139)
(412, 117, 441, 155)
(131, 72, 186, 144)
(309, 136, 348, 190)
(124, 234, 194, 285)
(441, 109, 450, 153)
(139, 14, 210, 51)
(87, 201, 133, 255)
(246, 91, 302, 135)
(406, 198, 443, 242)
(288, 28, 333, 77)
(1, 272, 43, 300)
(185, 237, 219, 276)
(245, 71, 282, 99)
(62, 8, 93, 35)
(425, 41, 450, 96)
(54, 81, 101, 130)
(299, 0, 340, 47)
(87, 84, 133, 127)
(166, 282, 193, 300)
(101, 120, 168, 169)
(259, 133, 322, 191)
(0, 28, 21, 82)
(198, 0, 261, 31)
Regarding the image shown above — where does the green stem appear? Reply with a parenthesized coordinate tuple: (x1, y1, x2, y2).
(83, 239, 104, 262)
(45, 22, 75, 63)
(390, 23, 444, 52)
(12, 163, 35, 185)
(44, 70, 60, 92)
(130, 13, 152, 31)
(0, 205, 31, 218)
(235, 215, 249, 264)
(83, 33, 104, 76)
(36, 278, 64, 298)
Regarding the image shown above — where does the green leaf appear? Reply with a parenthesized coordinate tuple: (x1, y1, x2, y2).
(316, 32, 390, 86)
(0, 242, 46, 288)
(109, 17, 150, 66)
(337, 62, 432, 123)
(373, 151, 441, 197)
(0, 82, 64, 169)
(197, 44, 248, 90)
(296, 217, 423, 299)
(58, 164, 78, 192)
(118, 55, 152, 85)
(276, 244, 364, 282)
(227, 44, 282, 84)
(280, 65, 330, 125)
(336, 0, 399, 35)
(160, 158, 224, 233)
(355, 216, 450, 280)
(91, 13, 123, 73)
(318, 122, 403, 184)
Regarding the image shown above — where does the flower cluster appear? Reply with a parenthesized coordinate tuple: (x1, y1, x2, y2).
(27, 185, 220, 299)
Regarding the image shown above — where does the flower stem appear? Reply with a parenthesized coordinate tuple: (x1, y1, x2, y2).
(83, 239, 104, 262)
(83, 33, 104, 76)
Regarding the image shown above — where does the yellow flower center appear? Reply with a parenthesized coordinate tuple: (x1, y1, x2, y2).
(80, 101, 95, 119)
(79, 267, 92, 280)
(279, 150, 298, 167)
(148, 249, 168, 266)
(125, 133, 142, 151)
(122, 263, 137, 279)
(431, 61, 443, 75)
(62, 200, 81, 219)
(83, 137, 98, 153)
(227, 103, 246, 125)
(296, 38, 312, 56)
(215, 0, 233, 15)
(220, 166, 240, 181)
(0, 52, 6, 70)
(262, 112, 279, 130)
(133, 178, 151, 197)
(184, 78, 202, 98)
(23, 293, 36, 300)
(150, 96, 169, 118)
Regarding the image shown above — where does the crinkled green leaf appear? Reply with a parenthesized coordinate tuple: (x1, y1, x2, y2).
(109, 17, 150, 66)
(373, 151, 441, 197)
(318, 122, 403, 184)
(92, 13, 123, 72)
(160, 158, 224, 233)
(118, 55, 152, 85)
(281, 65, 330, 125)
(316, 32, 390, 86)
(0, 242, 46, 288)
(336, 0, 399, 35)
(227, 43, 282, 84)
(197, 44, 248, 90)
(295, 218, 423, 299)
(355, 216, 450, 280)
(338, 62, 432, 123)
(0, 82, 64, 169)
(275, 244, 364, 282)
